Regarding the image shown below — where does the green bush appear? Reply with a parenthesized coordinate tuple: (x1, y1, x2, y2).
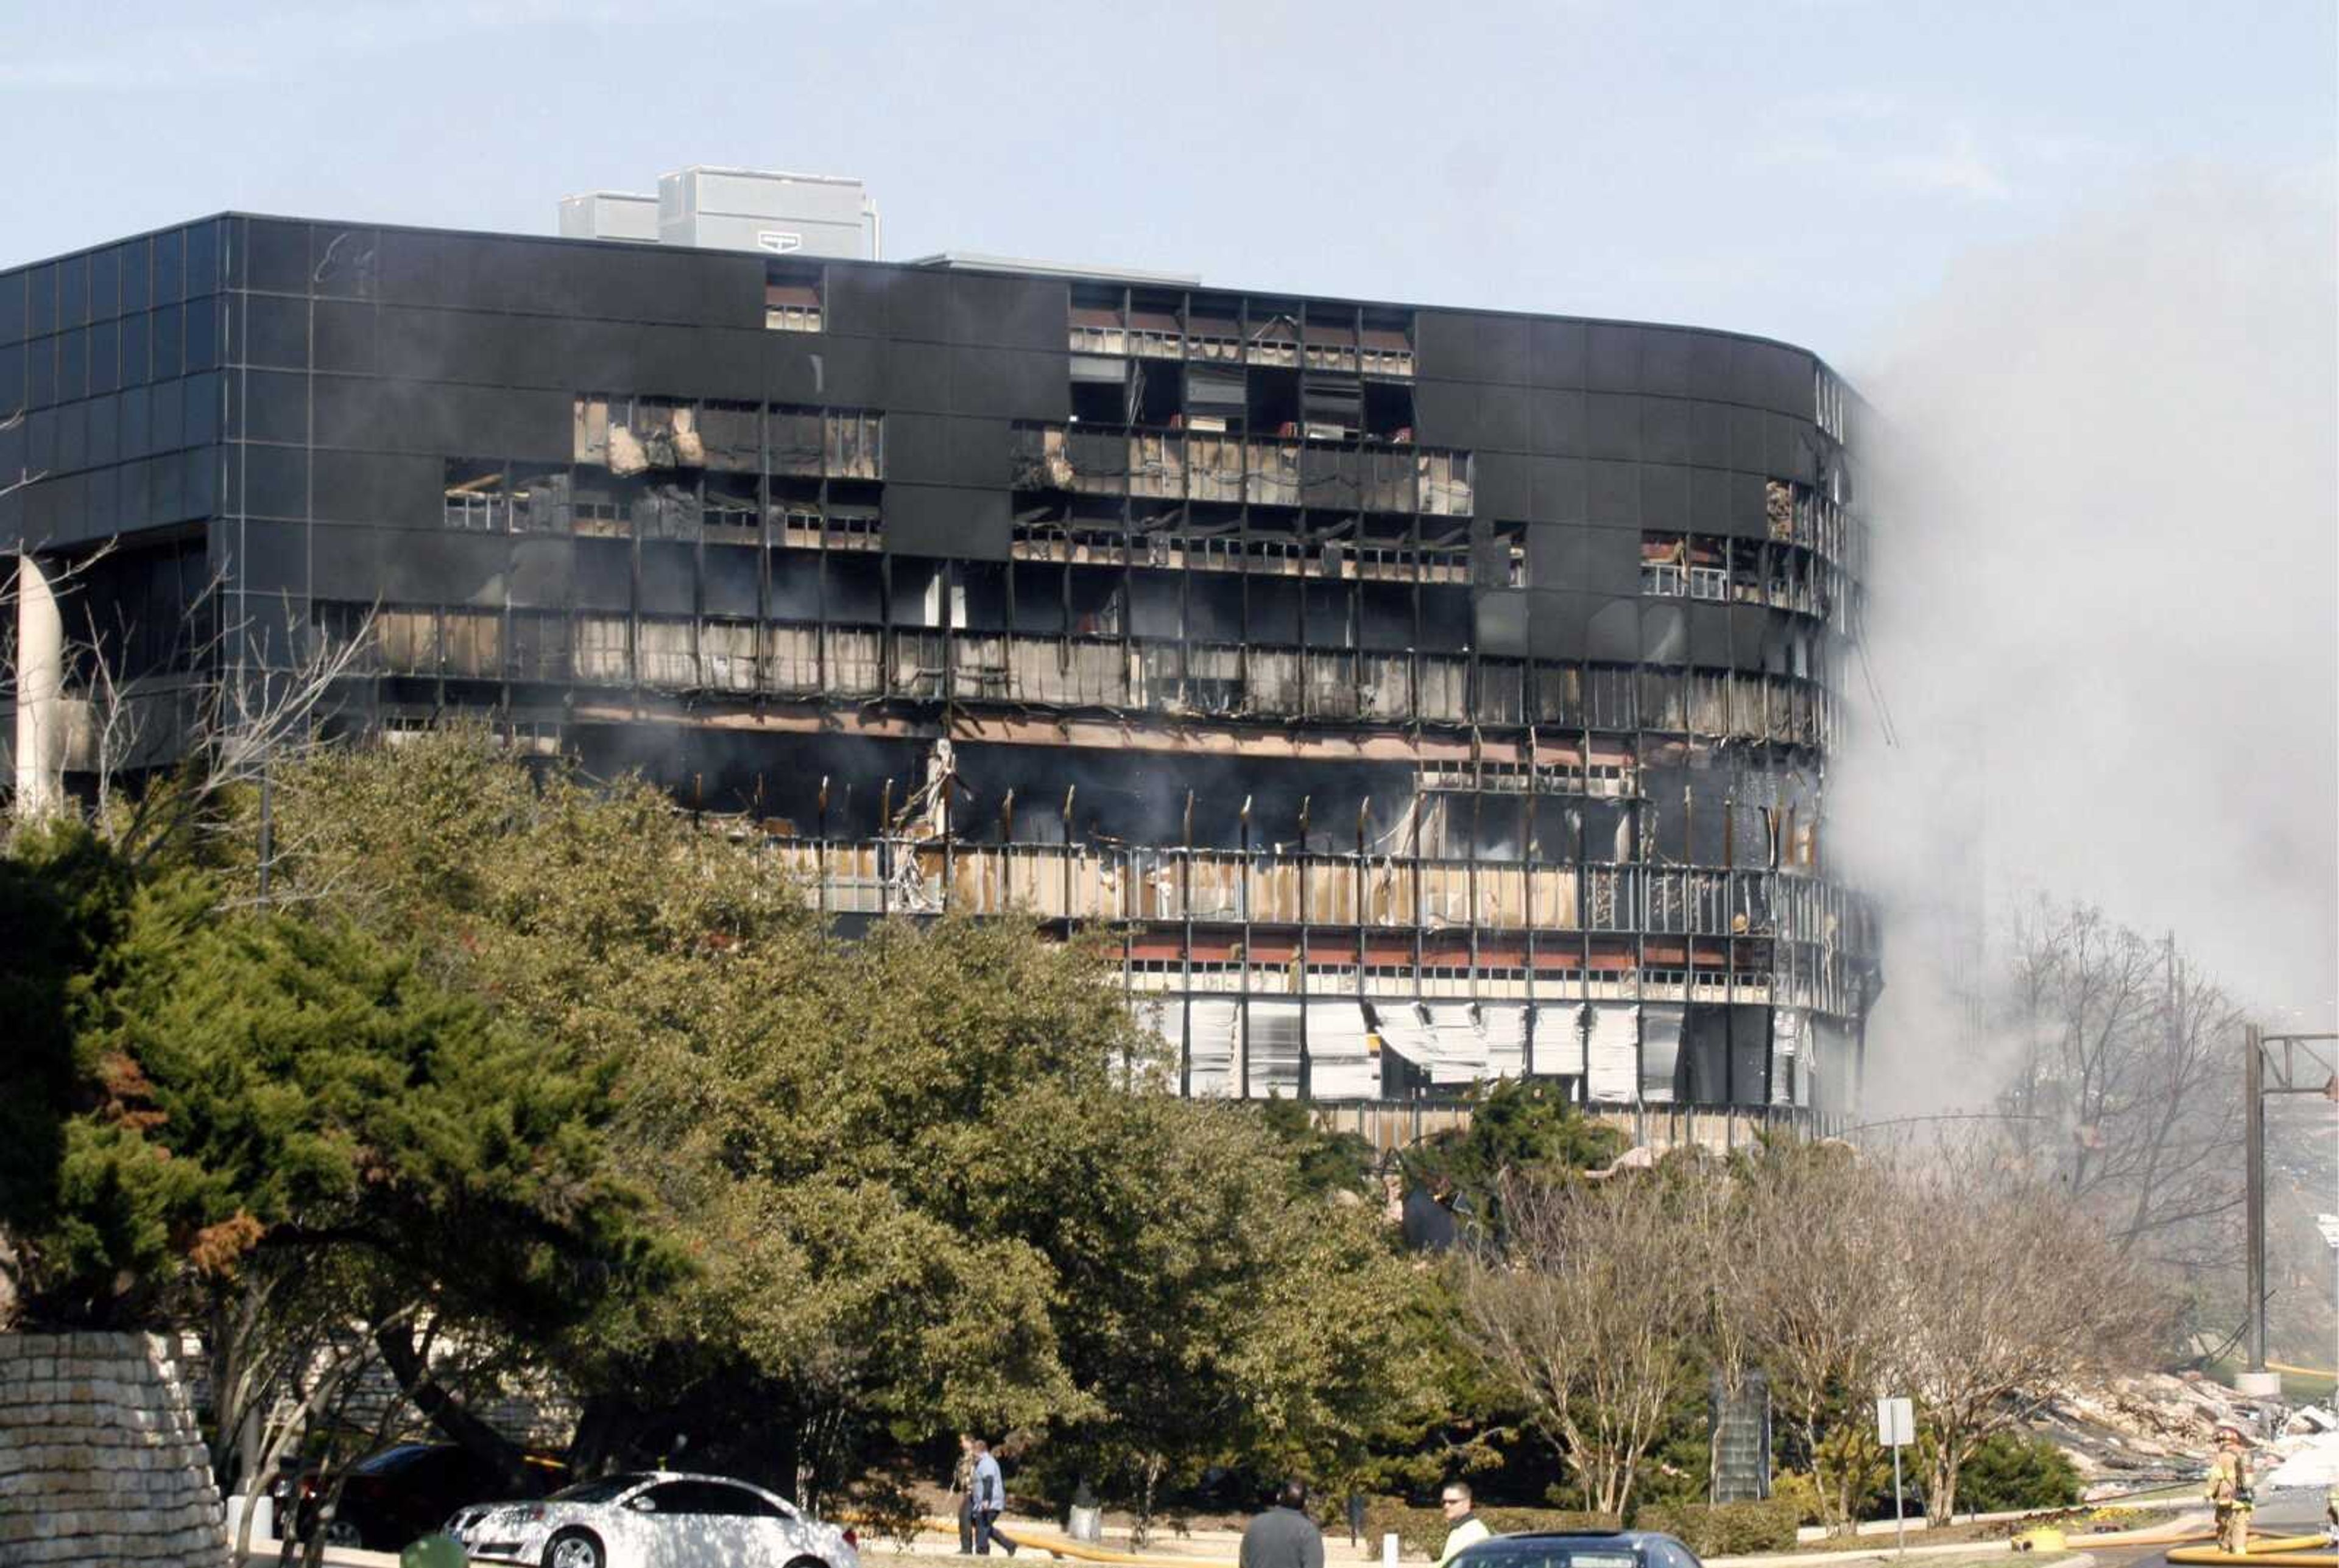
(1769, 1471, 1824, 1528)
(1955, 1432, 2081, 1514)
(1360, 1500, 1621, 1558)
(1631, 1499, 1803, 1556)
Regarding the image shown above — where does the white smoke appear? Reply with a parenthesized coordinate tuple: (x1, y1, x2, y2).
(1832, 166, 2339, 1116)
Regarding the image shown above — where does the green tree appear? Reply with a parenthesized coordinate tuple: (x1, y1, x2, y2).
(0, 819, 147, 1325)
(0, 813, 671, 1491)
(1403, 1077, 1626, 1238)
(1255, 1095, 1378, 1198)
(1953, 1431, 2081, 1513)
(219, 730, 1448, 1507)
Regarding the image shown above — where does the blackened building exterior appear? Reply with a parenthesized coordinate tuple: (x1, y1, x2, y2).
(1, 213, 1881, 1129)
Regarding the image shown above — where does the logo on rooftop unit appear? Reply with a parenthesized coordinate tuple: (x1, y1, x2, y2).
(758, 230, 805, 255)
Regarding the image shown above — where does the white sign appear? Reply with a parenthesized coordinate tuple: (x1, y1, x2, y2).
(1877, 1396, 1915, 1448)
(757, 231, 805, 255)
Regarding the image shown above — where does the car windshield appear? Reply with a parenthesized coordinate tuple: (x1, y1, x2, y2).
(353, 1445, 434, 1475)
(550, 1474, 656, 1503)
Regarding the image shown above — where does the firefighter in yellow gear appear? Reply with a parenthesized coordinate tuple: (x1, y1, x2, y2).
(2206, 1424, 2254, 1555)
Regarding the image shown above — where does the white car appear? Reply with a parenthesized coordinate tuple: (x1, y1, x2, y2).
(449, 1471, 861, 1568)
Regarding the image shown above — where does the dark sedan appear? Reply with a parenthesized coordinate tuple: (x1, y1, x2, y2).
(1453, 1530, 1709, 1568)
(282, 1443, 562, 1550)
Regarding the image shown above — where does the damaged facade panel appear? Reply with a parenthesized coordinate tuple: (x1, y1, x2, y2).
(1, 214, 1880, 1131)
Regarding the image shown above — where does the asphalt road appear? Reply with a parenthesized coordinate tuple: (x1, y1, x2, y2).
(2089, 1491, 2330, 1568)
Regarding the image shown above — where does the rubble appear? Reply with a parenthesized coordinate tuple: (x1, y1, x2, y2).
(2265, 1429, 2339, 1491)
(2034, 1373, 2280, 1488)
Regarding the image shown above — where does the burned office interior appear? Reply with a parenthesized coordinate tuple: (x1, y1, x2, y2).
(1, 214, 1882, 1128)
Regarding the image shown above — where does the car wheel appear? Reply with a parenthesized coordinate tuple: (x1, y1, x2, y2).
(545, 1528, 607, 1568)
(323, 1519, 365, 1548)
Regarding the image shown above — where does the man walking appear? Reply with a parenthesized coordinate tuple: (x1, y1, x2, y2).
(1240, 1480, 1324, 1568)
(2206, 1424, 2254, 1556)
(953, 1434, 977, 1554)
(971, 1438, 1017, 1557)
(1434, 1483, 1491, 1568)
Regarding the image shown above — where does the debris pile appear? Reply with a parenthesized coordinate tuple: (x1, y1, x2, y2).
(2265, 1407, 2339, 1491)
(2033, 1373, 2281, 1491)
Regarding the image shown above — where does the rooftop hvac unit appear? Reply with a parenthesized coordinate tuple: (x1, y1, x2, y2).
(656, 166, 875, 260)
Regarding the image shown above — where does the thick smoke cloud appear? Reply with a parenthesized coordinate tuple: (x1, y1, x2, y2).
(1833, 167, 2339, 1116)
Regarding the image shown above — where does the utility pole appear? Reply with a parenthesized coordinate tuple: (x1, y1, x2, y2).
(2238, 1026, 2339, 1397)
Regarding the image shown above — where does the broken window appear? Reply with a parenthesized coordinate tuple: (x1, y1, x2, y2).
(1360, 309, 1414, 379)
(1641, 534, 1686, 596)
(1068, 285, 1124, 356)
(769, 406, 825, 477)
(1686, 538, 1727, 600)
(1421, 524, 1470, 585)
(440, 609, 501, 680)
(573, 396, 705, 475)
(1302, 305, 1358, 374)
(768, 486, 824, 549)
(1815, 366, 1844, 441)
(1246, 304, 1299, 368)
(1537, 663, 1584, 728)
(1586, 664, 1636, 730)
(1129, 293, 1182, 359)
(1131, 358, 1183, 427)
(500, 610, 565, 683)
(764, 260, 823, 332)
(375, 606, 436, 673)
(442, 459, 507, 532)
(1185, 296, 1241, 364)
(1300, 373, 1360, 441)
(704, 473, 759, 544)
(1247, 434, 1302, 507)
(1246, 366, 1299, 438)
(1476, 659, 1525, 726)
(1362, 379, 1414, 443)
(1419, 449, 1472, 515)
(1766, 479, 1796, 543)
(824, 410, 882, 479)
(573, 614, 629, 683)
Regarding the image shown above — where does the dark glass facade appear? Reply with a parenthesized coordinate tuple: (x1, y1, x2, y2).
(2, 213, 1880, 1123)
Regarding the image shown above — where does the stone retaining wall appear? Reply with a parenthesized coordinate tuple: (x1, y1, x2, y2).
(0, 1332, 228, 1567)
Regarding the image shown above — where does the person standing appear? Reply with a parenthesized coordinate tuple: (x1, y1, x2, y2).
(953, 1434, 977, 1555)
(1434, 1483, 1491, 1568)
(2205, 1424, 2254, 1556)
(971, 1438, 1017, 1557)
(1240, 1480, 1325, 1568)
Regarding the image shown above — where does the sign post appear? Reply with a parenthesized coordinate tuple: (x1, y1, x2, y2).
(1876, 1397, 1914, 1556)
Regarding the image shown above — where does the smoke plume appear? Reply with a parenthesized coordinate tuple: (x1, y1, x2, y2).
(1833, 166, 2339, 1116)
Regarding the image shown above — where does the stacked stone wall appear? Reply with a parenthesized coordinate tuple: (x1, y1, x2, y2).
(0, 1332, 228, 1567)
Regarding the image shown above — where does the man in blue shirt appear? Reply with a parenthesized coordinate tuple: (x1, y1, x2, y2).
(971, 1438, 1017, 1556)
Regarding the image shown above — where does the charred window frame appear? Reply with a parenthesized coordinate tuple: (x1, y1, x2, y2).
(764, 260, 824, 333)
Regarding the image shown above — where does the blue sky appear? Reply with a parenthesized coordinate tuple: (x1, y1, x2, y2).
(4, 0, 2332, 368)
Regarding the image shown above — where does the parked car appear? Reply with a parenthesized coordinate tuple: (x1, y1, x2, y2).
(1452, 1531, 1708, 1568)
(450, 1471, 860, 1568)
(277, 1441, 562, 1549)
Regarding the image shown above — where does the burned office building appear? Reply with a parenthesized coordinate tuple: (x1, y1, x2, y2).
(1, 213, 1881, 1131)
